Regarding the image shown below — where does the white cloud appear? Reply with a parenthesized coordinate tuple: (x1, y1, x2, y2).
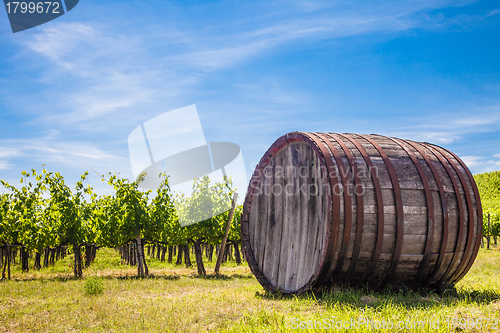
(0, 136, 129, 172)
(0, 161, 13, 170)
(3, 0, 496, 190)
(486, 9, 500, 18)
(460, 155, 482, 167)
(25, 23, 100, 63)
(399, 131, 459, 144)
(170, 2, 465, 72)
(459, 155, 500, 174)
(292, 0, 326, 13)
(0, 147, 23, 158)
(16, 23, 174, 127)
(233, 80, 309, 105)
(392, 103, 500, 144)
(12, 0, 487, 129)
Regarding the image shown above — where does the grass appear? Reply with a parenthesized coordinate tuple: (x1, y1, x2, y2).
(0, 246, 499, 332)
(84, 276, 104, 296)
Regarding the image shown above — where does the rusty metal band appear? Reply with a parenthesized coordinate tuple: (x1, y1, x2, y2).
(423, 144, 466, 284)
(359, 134, 404, 289)
(241, 132, 308, 293)
(405, 141, 449, 286)
(390, 138, 435, 286)
(340, 134, 384, 285)
(316, 133, 353, 280)
(332, 133, 365, 282)
(304, 132, 342, 287)
(428, 145, 475, 284)
(442, 147, 483, 283)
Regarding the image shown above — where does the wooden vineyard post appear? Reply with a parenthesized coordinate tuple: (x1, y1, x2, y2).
(487, 213, 491, 250)
(73, 244, 82, 277)
(2, 240, 10, 280)
(214, 193, 238, 275)
(136, 235, 145, 277)
(142, 241, 149, 276)
(6, 240, 10, 280)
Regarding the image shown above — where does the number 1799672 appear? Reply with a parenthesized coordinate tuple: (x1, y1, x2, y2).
(5, 2, 60, 14)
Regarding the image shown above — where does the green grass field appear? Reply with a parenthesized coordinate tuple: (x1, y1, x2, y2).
(1, 246, 499, 332)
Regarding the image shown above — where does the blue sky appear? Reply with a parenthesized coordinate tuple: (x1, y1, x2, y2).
(0, 0, 499, 194)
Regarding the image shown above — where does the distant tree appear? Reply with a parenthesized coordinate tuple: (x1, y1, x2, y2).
(107, 172, 151, 276)
(474, 170, 500, 245)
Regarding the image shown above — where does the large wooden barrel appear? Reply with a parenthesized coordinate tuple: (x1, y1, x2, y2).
(241, 132, 482, 294)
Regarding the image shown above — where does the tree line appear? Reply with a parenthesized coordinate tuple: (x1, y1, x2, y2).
(474, 170, 500, 246)
(0, 167, 243, 279)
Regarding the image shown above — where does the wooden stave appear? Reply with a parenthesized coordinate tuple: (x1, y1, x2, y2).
(241, 132, 334, 294)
